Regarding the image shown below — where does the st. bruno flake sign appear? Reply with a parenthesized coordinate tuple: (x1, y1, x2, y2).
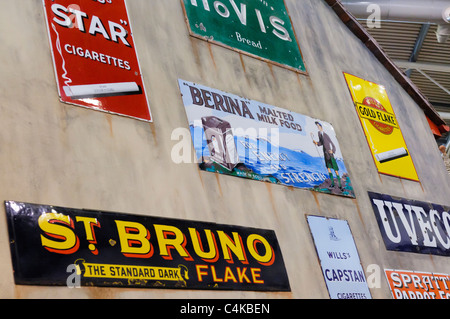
(5, 201, 290, 291)
(182, 0, 306, 73)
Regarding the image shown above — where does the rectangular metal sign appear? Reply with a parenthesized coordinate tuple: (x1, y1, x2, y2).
(385, 269, 450, 299)
(343, 73, 418, 181)
(43, 0, 152, 121)
(178, 79, 355, 198)
(307, 215, 372, 299)
(181, 0, 306, 73)
(368, 191, 450, 256)
(5, 201, 290, 291)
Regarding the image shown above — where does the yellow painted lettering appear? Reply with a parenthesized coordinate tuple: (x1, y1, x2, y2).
(247, 234, 275, 266)
(38, 212, 79, 254)
(154, 224, 193, 261)
(115, 220, 153, 258)
(189, 228, 219, 262)
(217, 231, 248, 264)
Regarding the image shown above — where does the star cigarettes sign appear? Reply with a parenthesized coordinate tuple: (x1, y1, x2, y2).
(43, 0, 152, 121)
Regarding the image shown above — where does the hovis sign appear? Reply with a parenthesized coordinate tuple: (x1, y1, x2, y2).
(344, 73, 418, 181)
(5, 201, 290, 291)
(43, 0, 152, 121)
(182, 0, 306, 73)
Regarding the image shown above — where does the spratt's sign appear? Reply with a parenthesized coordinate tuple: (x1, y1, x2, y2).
(5, 201, 290, 291)
(182, 0, 306, 73)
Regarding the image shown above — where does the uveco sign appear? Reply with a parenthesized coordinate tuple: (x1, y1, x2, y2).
(369, 192, 450, 256)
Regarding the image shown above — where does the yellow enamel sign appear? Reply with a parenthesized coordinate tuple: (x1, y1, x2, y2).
(344, 73, 419, 181)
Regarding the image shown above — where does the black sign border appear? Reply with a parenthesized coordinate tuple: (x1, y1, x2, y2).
(5, 200, 291, 292)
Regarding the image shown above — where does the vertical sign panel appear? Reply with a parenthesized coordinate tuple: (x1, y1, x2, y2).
(178, 79, 355, 198)
(343, 73, 418, 181)
(182, 0, 306, 73)
(307, 215, 372, 299)
(43, 0, 152, 121)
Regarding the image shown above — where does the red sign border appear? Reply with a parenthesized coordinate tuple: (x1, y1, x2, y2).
(42, 0, 152, 122)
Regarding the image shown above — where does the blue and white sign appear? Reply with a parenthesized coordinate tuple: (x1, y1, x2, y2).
(178, 79, 355, 198)
(307, 215, 372, 299)
(369, 191, 450, 256)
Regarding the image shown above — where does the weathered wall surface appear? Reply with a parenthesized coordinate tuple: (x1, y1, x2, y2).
(0, 0, 449, 299)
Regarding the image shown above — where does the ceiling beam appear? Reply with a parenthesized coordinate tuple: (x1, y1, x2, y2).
(325, 0, 449, 131)
(406, 23, 431, 77)
(394, 60, 450, 73)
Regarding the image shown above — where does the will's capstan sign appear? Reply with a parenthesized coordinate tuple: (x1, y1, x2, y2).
(5, 201, 289, 291)
(307, 215, 372, 299)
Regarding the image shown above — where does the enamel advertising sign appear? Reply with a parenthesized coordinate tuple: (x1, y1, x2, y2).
(385, 269, 450, 299)
(307, 215, 372, 299)
(343, 73, 418, 181)
(43, 0, 152, 121)
(181, 0, 306, 73)
(369, 192, 450, 256)
(178, 79, 355, 198)
(5, 201, 290, 291)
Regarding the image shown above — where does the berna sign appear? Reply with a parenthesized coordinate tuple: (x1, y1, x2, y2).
(43, 0, 152, 121)
(178, 79, 355, 198)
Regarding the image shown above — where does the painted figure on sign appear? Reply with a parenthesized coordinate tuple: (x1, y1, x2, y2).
(312, 122, 342, 189)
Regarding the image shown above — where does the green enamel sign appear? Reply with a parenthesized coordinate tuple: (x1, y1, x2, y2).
(182, 0, 306, 73)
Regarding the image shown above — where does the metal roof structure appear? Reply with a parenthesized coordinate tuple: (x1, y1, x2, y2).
(326, 0, 450, 138)
(362, 22, 450, 122)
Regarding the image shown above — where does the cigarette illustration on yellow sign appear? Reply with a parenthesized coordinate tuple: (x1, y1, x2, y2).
(344, 73, 419, 181)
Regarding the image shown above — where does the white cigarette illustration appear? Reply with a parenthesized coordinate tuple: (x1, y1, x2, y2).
(63, 82, 141, 99)
(375, 147, 408, 163)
